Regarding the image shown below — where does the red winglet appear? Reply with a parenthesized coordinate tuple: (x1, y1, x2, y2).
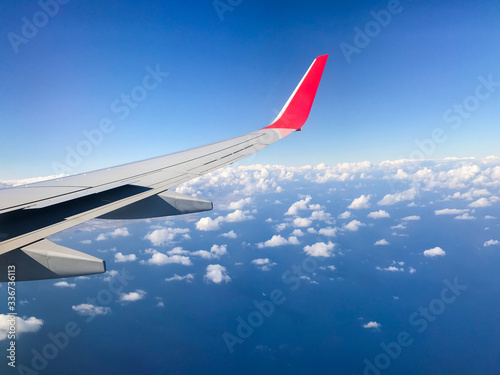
(263, 55, 328, 131)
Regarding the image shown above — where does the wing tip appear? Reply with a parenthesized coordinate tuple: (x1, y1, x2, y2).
(263, 54, 328, 131)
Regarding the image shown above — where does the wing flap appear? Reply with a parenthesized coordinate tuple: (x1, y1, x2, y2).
(99, 190, 213, 219)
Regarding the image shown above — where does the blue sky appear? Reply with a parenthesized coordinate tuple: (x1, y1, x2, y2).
(1, 0, 500, 179)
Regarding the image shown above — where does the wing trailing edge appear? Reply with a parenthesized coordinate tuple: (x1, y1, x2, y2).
(99, 190, 213, 220)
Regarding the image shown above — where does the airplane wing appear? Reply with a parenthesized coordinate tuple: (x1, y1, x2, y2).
(0, 55, 328, 281)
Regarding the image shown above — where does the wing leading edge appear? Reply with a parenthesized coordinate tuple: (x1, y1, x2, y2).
(0, 55, 328, 281)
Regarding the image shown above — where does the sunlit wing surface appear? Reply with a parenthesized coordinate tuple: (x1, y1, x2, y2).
(0, 55, 328, 281)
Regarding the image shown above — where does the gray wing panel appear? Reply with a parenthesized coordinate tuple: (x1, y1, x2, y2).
(0, 129, 283, 215)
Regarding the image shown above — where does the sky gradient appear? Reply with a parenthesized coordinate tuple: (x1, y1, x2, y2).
(1, 0, 500, 179)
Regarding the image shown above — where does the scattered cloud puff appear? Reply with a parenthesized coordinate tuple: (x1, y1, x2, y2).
(374, 239, 389, 246)
(119, 289, 146, 302)
(219, 230, 237, 239)
(348, 194, 371, 209)
(423, 247, 446, 257)
(455, 213, 476, 220)
(54, 281, 76, 288)
(114, 252, 137, 263)
(226, 197, 253, 210)
(144, 227, 190, 246)
(257, 235, 299, 248)
(165, 273, 194, 282)
(367, 210, 390, 219)
(318, 227, 337, 237)
(72, 304, 111, 317)
(192, 244, 228, 259)
(285, 195, 312, 215)
(96, 227, 130, 241)
(142, 250, 192, 266)
(291, 229, 305, 237)
(469, 196, 499, 208)
(0, 315, 44, 341)
(251, 258, 277, 271)
(204, 264, 231, 284)
(378, 187, 418, 206)
(377, 261, 409, 272)
(343, 220, 365, 232)
(485, 215, 497, 220)
(363, 321, 381, 330)
(484, 239, 499, 247)
(195, 210, 254, 231)
(309, 210, 332, 221)
(338, 211, 351, 219)
(303, 241, 335, 257)
(292, 217, 313, 227)
(435, 208, 469, 215)
(403, 215, 420, 221)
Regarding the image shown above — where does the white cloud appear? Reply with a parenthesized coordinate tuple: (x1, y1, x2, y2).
(484, 239, 500, 247)
(374, 239, 389, 246)
(165, 273, 194, 282)
(251, 258, 277, 271)
(318, 227, 337, 237)
(204, 264, 231, 284)
(81, 240, 92, 245)
(348, 194, 371, 209)
(227, 198, 253, 210)
(54, 281, 76, 288)
(291, 229, 305, 237)
(377, 265, 404, 272)
(143, 251, 192, 266)
(96, 227, 130, 241)
(455, 213, 476, 220)
(367, 210, 390, 219)
(119, 290, 146, 302)
(114, 252, 137, 263)
(435, 208, 469, 215)
(309, 210, 332, 221)
(423, 247, 446, 257)
(408, 267, 416, 274)
(378, 188, 418, 206)
(343, 220, 365, 232)
(72, 304, 111, 317)
(469, 197, 492, 208)
(109, 227, 130, 237)
(144, 227, 190, 245)
(220, 230, 237, 239)
(195, 216, 223, 231)
(225, 209, 254, 222)
(485, 215, 497, 220)
(195, 210, 253, 231)
(192, 244, 228, 259)
(0, 315, 44, 340)
(303, 241, 335, 257)
(257, 235, 299, 248)
(363, 321, 381, 330)
(293, 217, 313, 227)
(403, 215, 420, 221)
(338, 211, 351, 219)
(285, 195, 312, 215)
